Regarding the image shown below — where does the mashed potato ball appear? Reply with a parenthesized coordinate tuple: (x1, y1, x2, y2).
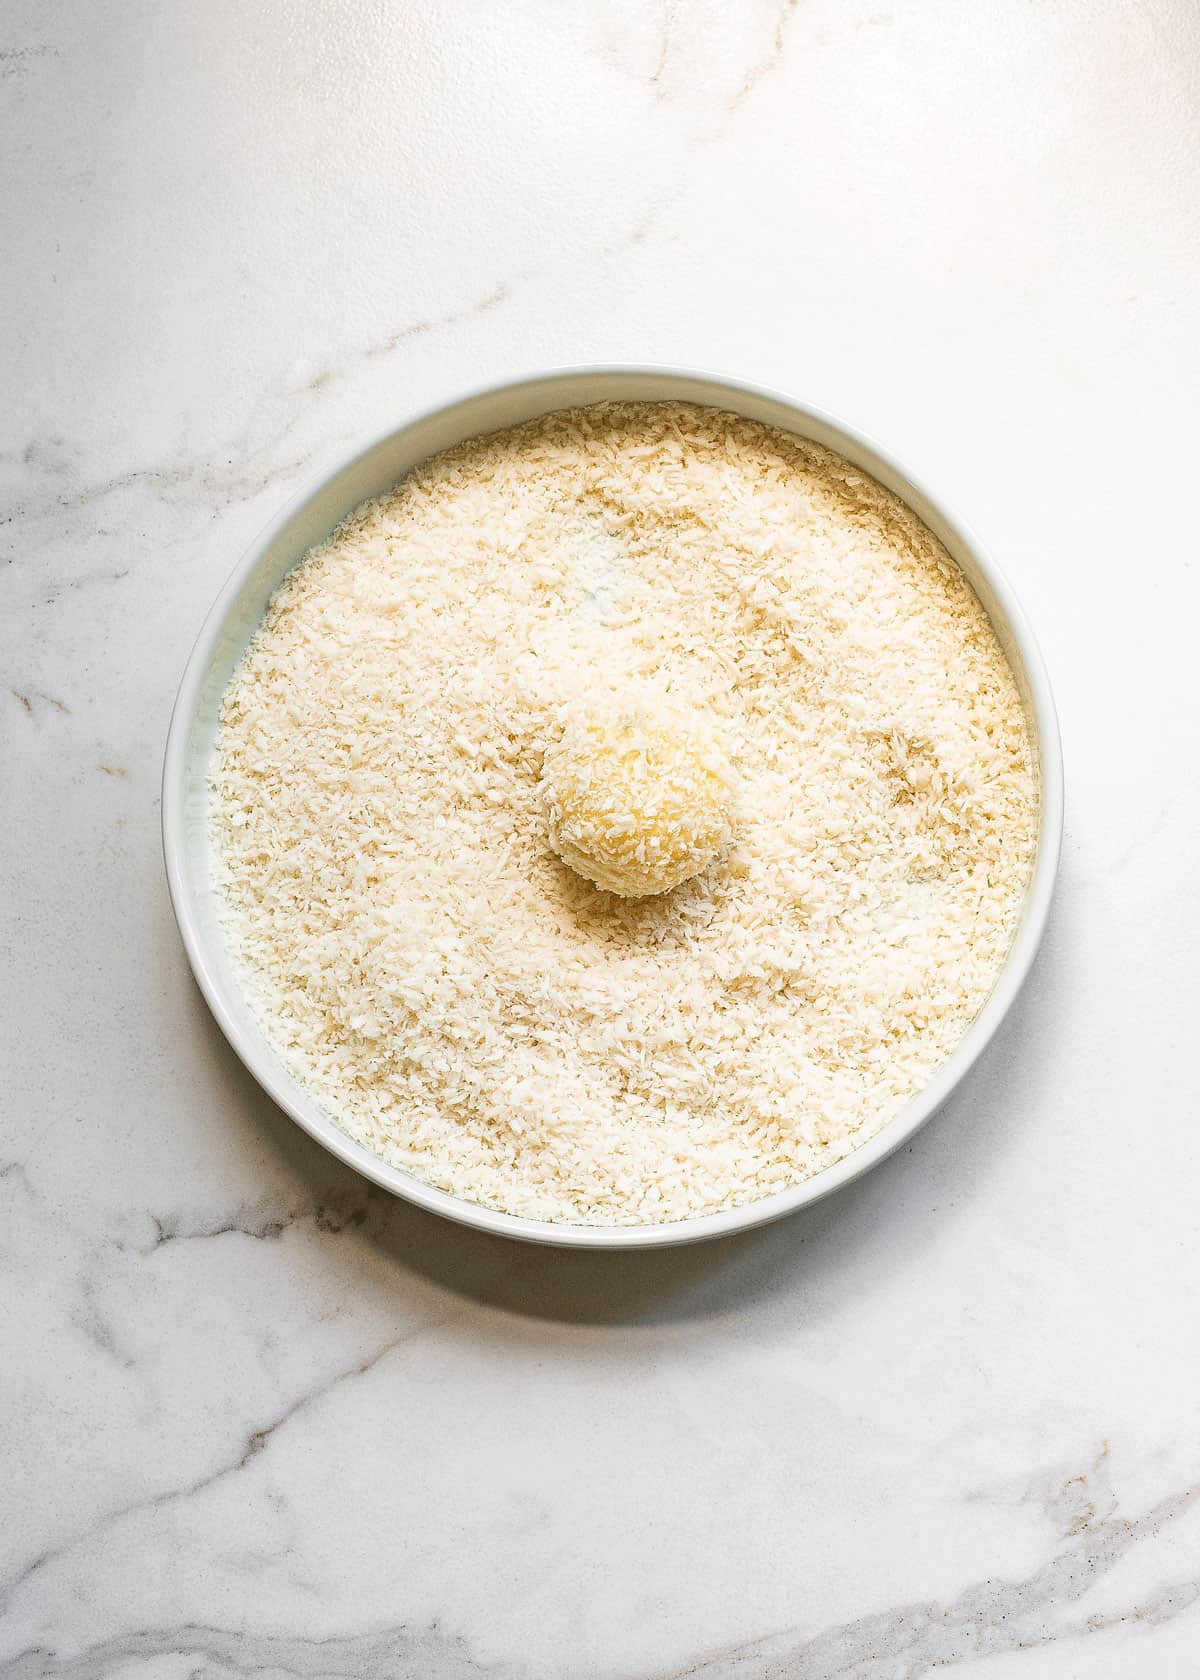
(540, 694, 734, 897)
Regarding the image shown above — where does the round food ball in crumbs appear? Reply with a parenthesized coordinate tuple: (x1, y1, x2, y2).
(540, 696, 734, 897)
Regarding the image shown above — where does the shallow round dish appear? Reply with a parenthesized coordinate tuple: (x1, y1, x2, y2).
(163, 366, 1063, 1249)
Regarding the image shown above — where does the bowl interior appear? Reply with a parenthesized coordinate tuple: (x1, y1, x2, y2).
(164, 367, 1061, 1248)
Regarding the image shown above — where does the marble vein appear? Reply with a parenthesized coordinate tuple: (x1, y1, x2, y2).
(727, 0, 801, 113)
(0, 1618, 505, 1680)
(0, 45, 58, 80)
(648, 0, 677, 101)
(69, 1261, 136, 1372)
(1, 1145, 376, 1261)
(140, 1195, 370, 1253)
(1110, 794, 1180, 877)
(280, 284, 514, 423)
(7, 689, 70, 716)
(359, 284, 511, 368)
(0, 1311, 458, 1630)
(601, 0, 804, 261)
(661, 1449, 1200, 1678)
(0, 1161, 33, 1193)
(0, 445, 316, 531)
(0, 278, 515, 556)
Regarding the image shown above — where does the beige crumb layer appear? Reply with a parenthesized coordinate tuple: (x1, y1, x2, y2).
(211, 401, 1038, 1226)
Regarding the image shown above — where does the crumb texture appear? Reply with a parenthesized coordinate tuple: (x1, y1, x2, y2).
(212, 402, 1038, 1225)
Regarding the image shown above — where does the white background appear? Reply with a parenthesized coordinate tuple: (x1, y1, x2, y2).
(2, 1, 1199, 1674)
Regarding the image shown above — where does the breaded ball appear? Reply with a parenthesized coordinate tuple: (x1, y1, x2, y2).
(541, 695, 734, 897)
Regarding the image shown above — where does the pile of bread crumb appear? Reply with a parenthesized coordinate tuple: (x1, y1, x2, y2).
(212, 402, 1037, 1225)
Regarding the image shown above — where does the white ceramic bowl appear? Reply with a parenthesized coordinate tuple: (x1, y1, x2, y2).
(163, 366, 1063, 1249)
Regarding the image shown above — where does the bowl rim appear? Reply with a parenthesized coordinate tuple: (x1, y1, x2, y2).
(162, 362, 1063, 1249)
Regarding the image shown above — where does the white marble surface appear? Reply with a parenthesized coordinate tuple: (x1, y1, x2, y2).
(3, 0, 1200, 1674)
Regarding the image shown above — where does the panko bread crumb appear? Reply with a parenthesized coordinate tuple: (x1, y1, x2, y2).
(211, 402, 1038, 1226)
